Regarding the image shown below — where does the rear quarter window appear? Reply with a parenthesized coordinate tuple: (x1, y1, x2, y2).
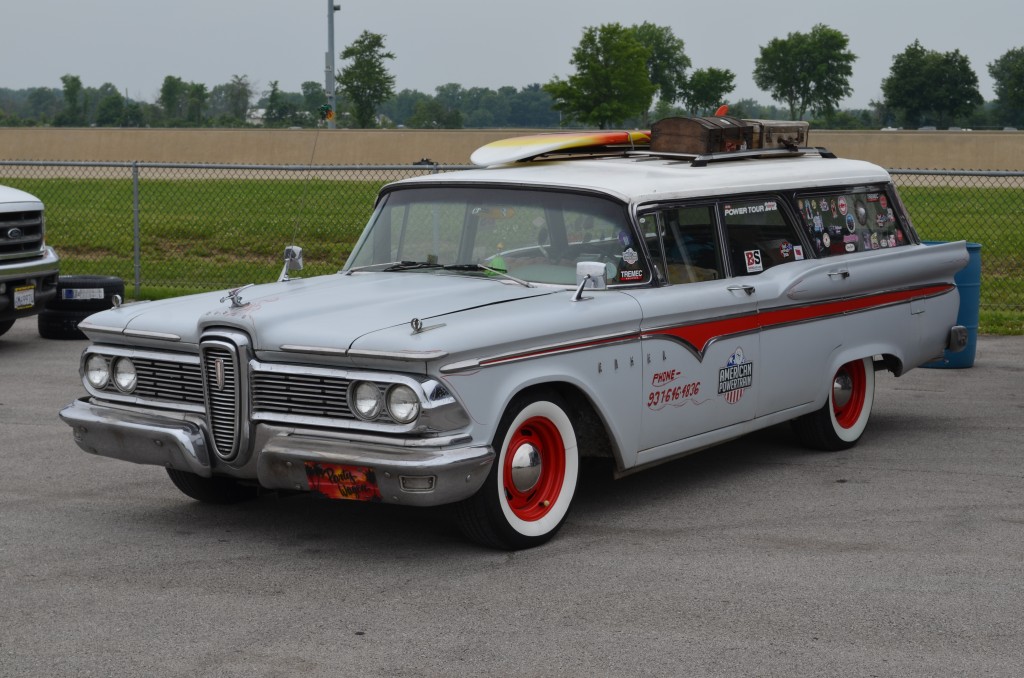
(796, 188, 910, 257)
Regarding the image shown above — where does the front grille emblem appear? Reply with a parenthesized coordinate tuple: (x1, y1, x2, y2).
(214, 358, 226, 391)
(7, 228, 22, 240)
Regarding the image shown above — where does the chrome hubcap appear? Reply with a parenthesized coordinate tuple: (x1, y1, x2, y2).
(510, 442, 542, 492)
(833, 371, 853, 409)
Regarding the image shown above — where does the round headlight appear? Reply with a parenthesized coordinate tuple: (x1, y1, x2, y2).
(85, 354, 110, 389)
(112, 357, 137, 393)
(351, 381, 383, 420)
(387, 384, 421, 424)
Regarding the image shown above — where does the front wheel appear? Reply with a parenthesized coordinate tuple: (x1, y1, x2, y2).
(456, 390, 579, 550)
(166, 468, 260, 504)
(793, 357, 875, 451)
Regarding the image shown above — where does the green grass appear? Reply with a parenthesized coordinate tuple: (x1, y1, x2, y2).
(898, 184, 1024, 335)
(4, 175, 1022, 333)
(10, 175, 384, 297)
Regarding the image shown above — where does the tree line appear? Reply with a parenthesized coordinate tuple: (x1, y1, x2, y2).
(3, 24, 1023, 131)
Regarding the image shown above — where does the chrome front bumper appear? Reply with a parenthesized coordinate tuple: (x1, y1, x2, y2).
(59, 398, 494, 506)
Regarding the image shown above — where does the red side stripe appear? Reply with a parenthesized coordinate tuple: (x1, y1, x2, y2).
(652, 284, 954, 354)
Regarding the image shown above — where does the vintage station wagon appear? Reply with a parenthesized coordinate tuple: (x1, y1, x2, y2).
(61, 119, 969, 549)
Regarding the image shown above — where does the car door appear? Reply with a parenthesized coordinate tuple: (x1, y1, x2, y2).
(628, 204, 760, 464)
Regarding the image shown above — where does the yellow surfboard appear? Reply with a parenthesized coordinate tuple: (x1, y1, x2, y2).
(471, 130, 651, 166)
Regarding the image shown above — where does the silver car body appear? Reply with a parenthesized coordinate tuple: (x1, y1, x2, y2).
(60, 147, 968, 533)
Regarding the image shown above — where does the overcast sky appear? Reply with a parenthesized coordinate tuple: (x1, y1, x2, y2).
(3, 0, 1019, 110)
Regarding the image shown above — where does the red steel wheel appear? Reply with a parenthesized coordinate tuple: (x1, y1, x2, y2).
(793, 357, 875, 451)
(832, 359, 868, 431)
(456, 390, 579, 549)
(501, 415, 567, 523)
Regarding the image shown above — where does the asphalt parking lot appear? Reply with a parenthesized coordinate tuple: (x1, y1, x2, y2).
(1, 317, 1022, 678)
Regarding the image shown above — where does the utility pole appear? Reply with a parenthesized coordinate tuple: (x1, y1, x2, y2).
(325, 0, 340, 129)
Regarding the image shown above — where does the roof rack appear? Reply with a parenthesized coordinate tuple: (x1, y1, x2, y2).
(688, 146, 837, 167)
(622, 146, 837, 166)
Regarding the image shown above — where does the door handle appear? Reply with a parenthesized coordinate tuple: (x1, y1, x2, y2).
(727, 284, 756, 296)
(827, 269, 850, 279)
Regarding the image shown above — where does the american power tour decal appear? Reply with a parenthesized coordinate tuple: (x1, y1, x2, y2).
(646, 368, 701, 410)
(718, 348, 753, 404)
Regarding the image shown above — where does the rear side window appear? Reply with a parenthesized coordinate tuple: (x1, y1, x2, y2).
(721, 198, 805, 276)
(796, 188, 910, 257)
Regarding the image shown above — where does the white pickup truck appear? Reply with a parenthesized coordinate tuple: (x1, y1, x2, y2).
(0, 185, 60, 337)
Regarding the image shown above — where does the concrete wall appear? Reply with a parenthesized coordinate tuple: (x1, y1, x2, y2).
(2, 127, 1023, 170)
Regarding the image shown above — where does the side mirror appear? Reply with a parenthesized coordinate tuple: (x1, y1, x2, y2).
(573, 261, 608, 302)
(278, 245, 304, 282)
(576, 261, 607, 289)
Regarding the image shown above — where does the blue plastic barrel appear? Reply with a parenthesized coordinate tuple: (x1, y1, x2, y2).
(922, 241, 981, 369)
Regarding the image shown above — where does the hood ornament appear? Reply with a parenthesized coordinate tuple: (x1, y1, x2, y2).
(410, 317, 445, 334)
(221, 283, 254, 308)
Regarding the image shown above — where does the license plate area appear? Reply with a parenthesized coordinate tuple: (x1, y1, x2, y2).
(304, 462, 381, 502)
(14, 285, 35, 310)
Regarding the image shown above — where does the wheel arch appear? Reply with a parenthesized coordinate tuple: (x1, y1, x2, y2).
(814, 343, 900, 409)
(503, 380, 623, 469)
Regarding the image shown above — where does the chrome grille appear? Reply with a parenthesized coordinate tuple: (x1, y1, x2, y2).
(0, 210, 44, 260)
(202, 342, 241, 461)
(133, 358, 204, 404)
(252, 371, 354, 419)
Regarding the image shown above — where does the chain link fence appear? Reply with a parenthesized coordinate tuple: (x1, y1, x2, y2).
(2, 161, 1021, 325)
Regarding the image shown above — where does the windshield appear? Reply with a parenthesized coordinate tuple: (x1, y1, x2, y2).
(345, 186, 646, 286)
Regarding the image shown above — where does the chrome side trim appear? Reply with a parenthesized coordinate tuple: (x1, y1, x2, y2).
(76, 322, 123, 335)
(280, 344, 349, 356)
(281, 345, 451, 360)
(123, 329, 182, 341)
(346, 348, 449, 361)
(439, 330, 638, 374)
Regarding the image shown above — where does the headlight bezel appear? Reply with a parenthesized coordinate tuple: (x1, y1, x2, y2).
(386, 383, 421, 424)
(111, 356, 137, 393)
(85, 354, 111, 389)
(350, 380, 385, 421)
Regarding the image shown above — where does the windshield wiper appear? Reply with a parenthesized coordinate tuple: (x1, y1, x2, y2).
(345, 260, 406, 274)
(443, 264, 533, 288)
(346, 260, 447, 274)
(382, 261, 446, 272)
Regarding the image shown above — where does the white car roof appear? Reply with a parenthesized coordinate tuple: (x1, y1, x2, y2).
(394, 154, 893, 205)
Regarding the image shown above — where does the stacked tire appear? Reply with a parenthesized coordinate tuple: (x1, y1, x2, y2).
(38, 275, 125, 340)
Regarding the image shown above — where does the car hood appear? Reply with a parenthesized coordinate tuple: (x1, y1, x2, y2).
(84, 272, 565, 350)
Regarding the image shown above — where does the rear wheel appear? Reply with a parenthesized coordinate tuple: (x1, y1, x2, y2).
(793, 357, 875, 451)
(166, 468, 259, 504)
(456, 390, 579, 550)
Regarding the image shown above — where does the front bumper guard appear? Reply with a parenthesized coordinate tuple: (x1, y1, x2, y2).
(61, 398, 212, 476)
(59, 398, 494, 507)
